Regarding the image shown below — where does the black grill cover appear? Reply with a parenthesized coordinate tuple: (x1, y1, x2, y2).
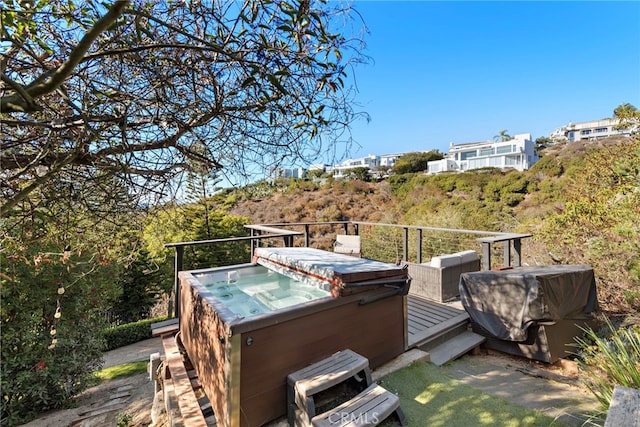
(459, 265, 599, 342)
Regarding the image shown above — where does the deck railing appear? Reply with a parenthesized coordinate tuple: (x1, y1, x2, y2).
(164, 221, 530, 318)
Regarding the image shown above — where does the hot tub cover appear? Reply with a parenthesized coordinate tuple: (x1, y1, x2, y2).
(253, 247, 408, 296)
(459, 265, 599, 342)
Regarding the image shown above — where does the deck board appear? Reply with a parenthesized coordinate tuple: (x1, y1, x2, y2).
(407, 295, 469, 348)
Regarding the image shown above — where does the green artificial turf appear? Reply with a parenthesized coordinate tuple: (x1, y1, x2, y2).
(377, 361, 567, 427)
(95, 360, 148, 381)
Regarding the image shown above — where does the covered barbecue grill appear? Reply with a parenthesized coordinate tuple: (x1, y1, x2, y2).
(459, 264, 599, 363)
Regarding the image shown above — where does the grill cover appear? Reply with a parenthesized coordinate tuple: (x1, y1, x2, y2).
(253, 247, 409, 297)
(459, 265, 599, 342)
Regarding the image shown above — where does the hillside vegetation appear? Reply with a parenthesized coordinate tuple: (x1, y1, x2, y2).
(224, 136, 640, 317)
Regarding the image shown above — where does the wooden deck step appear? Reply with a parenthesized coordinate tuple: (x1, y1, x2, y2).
(427, 330, 485, 366)
(288, 349, 373, 426)
(161, 334, 208, 427)
(289, 349, 372, 401)
(311, 384, 406, 427)
(407, 295, 470, 349)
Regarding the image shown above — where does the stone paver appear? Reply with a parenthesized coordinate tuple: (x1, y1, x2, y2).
(604, 386, 640, 427)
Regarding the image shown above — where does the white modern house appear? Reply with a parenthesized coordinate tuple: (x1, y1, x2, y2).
(427, 133, 537, 174)
(550, 118, 637, 142)
(328, 153, 404, 177)
(378, 153, 404, 168)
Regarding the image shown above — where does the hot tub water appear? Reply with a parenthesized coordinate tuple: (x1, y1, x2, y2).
(193, 266, 330, 318)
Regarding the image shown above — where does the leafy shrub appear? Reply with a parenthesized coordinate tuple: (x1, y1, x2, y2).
(529, 155, 564, 177)
(101, 316, 168, 352)
(391, 151, 443, 174)
(575, 318, 640, 413)
(1, 243, 115, 426)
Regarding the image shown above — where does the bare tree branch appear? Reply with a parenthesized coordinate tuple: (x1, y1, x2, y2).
(1, 1, 129, 113)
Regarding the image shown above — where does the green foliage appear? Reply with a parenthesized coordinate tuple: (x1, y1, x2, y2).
(529, 155, 564, 176)
(387, 173, 417, 197)
(101, 316, 167, 351)
(143, 203, 251, 272)
(306, 169, 327, 179)
(392, 151, 443, 174)
(484, 171, 530, 206)
(343, 166, 371, 181)
(116, 412, 134, 427)
(575, 318, 640, 412)
(613, 103, 640, 128)
(493, 129, 513, 142)
(1, 240, 113, 425)
(113, 249, 167, 322)
(536, 138, 640, 312)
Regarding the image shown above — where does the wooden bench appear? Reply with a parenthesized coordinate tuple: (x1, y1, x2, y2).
(287, 350, 372, 426)
(312, 384, 406, 427)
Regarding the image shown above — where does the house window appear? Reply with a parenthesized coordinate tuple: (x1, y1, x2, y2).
(496, 145, 512, 154)
(505, 155, 520, 166)
(489, 157, 502, 167)
(581, 129, 592, 135)
(595, 127, 608, 133)
(479, 148, 495, 156)
(460, 151, 477, 160)
(469, 158, 488, 169)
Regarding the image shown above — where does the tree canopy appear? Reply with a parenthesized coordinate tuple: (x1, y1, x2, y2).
(493, 129, 512, 142)
(1, 0, 368, 219)
(391, 151, 444, 174)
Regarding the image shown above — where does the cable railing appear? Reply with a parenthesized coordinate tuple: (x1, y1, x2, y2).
(164, 221, 531, 318)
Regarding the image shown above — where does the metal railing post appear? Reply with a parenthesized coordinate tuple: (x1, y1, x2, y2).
(416, 228, 423, 264)
(403, 227, 409, 262)
(482, 242, 491, 271)
(250, 229, 255, 259)
(513, 238, 522, 267)
(304, 224, 310, 247)
(173, 245, 184, 319)
(284, 235, 294, 247)
(503, 240, 511, 267)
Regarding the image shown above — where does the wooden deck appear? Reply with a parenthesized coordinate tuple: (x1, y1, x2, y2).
(406, 295, 469, 349)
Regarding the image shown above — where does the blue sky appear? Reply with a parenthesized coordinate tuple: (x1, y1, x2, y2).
(340, 1, 640, 159)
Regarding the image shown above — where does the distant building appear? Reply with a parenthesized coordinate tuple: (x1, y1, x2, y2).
(328, 153, 403, 178)
(427, 133, 537, 174)
(308, 163, 327, 171)
(426, 159, 458, 174)
(275, 167, 306, 178)
(550, 118, 637, 142)
(378, 153, 403, 168)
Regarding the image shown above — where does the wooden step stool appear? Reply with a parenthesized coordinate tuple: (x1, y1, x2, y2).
(287, 350, 372, 426)
(312, 383, 406, 427)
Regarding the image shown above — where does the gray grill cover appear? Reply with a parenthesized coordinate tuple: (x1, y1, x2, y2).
(459, 265, 599, 341)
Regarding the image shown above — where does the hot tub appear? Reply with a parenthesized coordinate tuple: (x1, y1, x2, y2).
(178, 247, 410, 427)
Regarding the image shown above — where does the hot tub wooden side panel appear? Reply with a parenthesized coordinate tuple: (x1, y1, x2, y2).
(238, 294, 405, 426)
(179, 280, 232, 427)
